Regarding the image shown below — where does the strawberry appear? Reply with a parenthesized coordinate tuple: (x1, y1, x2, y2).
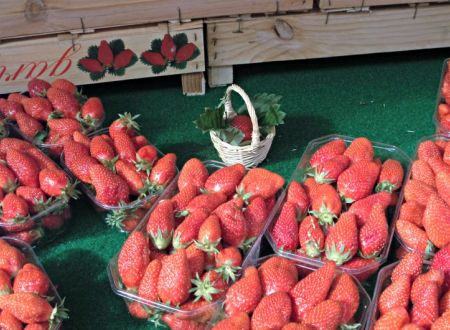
(137, 259, 161, 303)
(133, 135, 150, 149)
(42, 214, 65, 230)
(289, 261, 336, 322)
(13, 187, 46, 215)
(348, 191, 391, 226)
(225, 266, 262, 315)
(230, 115, 252, 141)
(180, 299, 218, 323)
(304, 177, 320, 200)
(135, 145, 158, 174)
(112, 131, 136, 163)
(404, 179, 436, 206)
(67, 155, 98, 184)
(175, 43, 197, 63)
(312, 155, 351, 184)
(181, 192, 227, 216)
(298, 215, 324, 258)
(7, 93, 28, 104)
(212, 312, 250, 330)
(46, 87, 79, 118)
(97, 40, 113, 67)
(378, 275, 411, 315)
(90, 135, 116, 167)
(374, 307, 409, 330)
(325, 212, 358, 265)
(204, 164, 246, 197)
(281, 324, 313, 330)
(22, 97, 53, 121)
(0, 139, 33, 154)
(423, 194, 450, 249)
(6, 149, 40, 188)
(0, 269, 11, 296)
(118, 231, 149, 289)
(173, 209, 209, 249)
(417, 140, 442, 162)
(214, 199, 247, 247)
(399, 201, 425, 227)
(109, 112, 140, 138)
(376, 159, 404, 193)
(327, 272, 359, 323)
(190, 270, 224, 302)
(161, 313, 206, 330)
(411, 270, 444, 303)
(343, 137, 374, 163)
(440, 290, 450, 314)
(391, 252, 423, 282)
(337, 160, 380, 202)
(178, 158, 209, 191)
(401, 323, 423, 330)
(243, 196, 268, 238)
(270, 202, 300, 251)
(258, 256, 298, 295)
(51, 78, 76, 94)
(196, 214, 222, 254)
(411, 281, 439, 328)
(146, 199, 175, 250)
(287, 181, 310, 215)
(39, 168, 76, 199)
(432, 310, 450, 330)
(309, 139, 346, 168)
(0, 163, 17, 193)
(444, 142, 450, 165)
(15, 112, 43, 139)
(24, 148, 58, 171)
(251, 292, 292, 330)
(113, 49, 135, 70)
(13, 263, 49, 296)
(0, 99, 24, 120)
(0, 310, 23, 330)
(141, 51, 166, 66)
(89, 164, 130, 205)
(47, 118, 81, 136)
(157, 248, 191, 305)
(28, 78, 51, 97)
(172, 185, 199, 213)
(411, 159, 436, 187)
(64, 140, 90, 164)
(431, 244, 450, 291)
(0, 240, 26, 277)
(359, 203, 388, 258)
(240, 168, 285, 199)
(79, 58, 104, 73)
(396, 219, 434, 254)
(436, 171, 450, 204)
(310, 183, 341, 227)
(115, 160, 144, 196)
(186, 243, 206, 278)
(80, 97, 104, 126)
(126, 301, 151, 320)
(150, 153, 177, 186)
(436, 138, 448, 153)
(2, 193, 29, 223)
(428, 157, 450, 175)
(215, 247, 242, 283)
(303, 299, 343, 330)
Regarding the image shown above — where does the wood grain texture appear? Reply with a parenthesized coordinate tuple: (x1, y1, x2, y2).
(0, 0, 313, 39)
(207, 4, 450, 66)
(0, 23, 204, 94)
(181, 72, 205, 95)
(319, 0, 449, 10)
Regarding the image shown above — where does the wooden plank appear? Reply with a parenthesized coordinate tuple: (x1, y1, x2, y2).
(208, 66, 234, 87)
(0, 22, 204, 94)
(207, 4, 450, 67)
(0, 0, 313, 40)
(318, 0, 448, 11)
(181, 72, 205, 95)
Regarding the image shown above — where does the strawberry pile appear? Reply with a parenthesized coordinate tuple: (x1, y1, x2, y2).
(0, 78, 105, 156)
(212, 257, 364, 330)
(269, 137, 405, 280)
(438, 62, 450, 133)
(63, 113, 177, 211)
(115, 159, 284, 327)
(395, 138, 450, 257)
(0, 138, 77, 245)
(0, 239, 68, 328)
(373, 250, 450, 329)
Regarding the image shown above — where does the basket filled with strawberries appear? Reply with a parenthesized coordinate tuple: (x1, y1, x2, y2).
(0, 137, 78, 246)
(209, 255, 371, 330)
(0, 78, 105, 158)
(436, 59, 450, 136)
(195, 84, 285, 168)
(0, 237, 69, 329)
(266, 134, 411, 281)
(394, 135, 450, 260)
(367, 249, 450, 329)
(107, 158, 286, 327)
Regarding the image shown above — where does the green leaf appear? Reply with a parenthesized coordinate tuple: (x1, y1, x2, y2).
(150, 38, 162, 53)
(194, 107, 226, 132)
(87, 45, 98, 59)
(260, 103, 286, 127)
(151, 64, 167, 74)
(89, 71, 106, 81)
(109, 39, 125, 55)
(218, 127, 245, 146)
(170, 61, 187, 70)
(173, 33, 188, 49)
(109, 67, 126, 76)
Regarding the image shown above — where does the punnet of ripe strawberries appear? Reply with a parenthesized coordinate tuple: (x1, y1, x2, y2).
(0, 238, 68, 328)
(269, 137, 406, 281)
(0, 137, 78, 245)
(0, 78, 105, 156)
(114, 159, 285, 326)
(372, 248, 450, 329)
(438, 61, 450, 133)
(395, 138, 450, 257)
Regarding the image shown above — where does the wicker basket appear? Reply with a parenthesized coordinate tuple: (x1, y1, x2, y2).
(210, 84, 275, 168)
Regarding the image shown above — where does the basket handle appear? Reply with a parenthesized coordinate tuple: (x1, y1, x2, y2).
(224, 84, 261, 146)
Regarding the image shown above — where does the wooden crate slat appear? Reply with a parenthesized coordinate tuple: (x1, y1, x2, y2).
(0, 0, 313, 40)
(318, 0, 449, 10)
(0, 23, 204, 94)
(207, 4, 450, 66)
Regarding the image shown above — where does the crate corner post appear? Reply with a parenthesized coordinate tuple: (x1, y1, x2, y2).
(181, 72, 205, 96)
(208, 66, 234, 88)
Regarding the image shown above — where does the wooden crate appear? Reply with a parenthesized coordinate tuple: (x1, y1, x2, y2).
(207, 3, 450, 86)
(318, 0, 448, 11)
(0, 0, 313, 40)
(0, 21, 205, 95)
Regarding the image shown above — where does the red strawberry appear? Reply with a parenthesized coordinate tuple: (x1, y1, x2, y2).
(325, 212, 358, 265)
(440, 290, 450, 314)
(175, 43, 197, 63)
(423, 194, 450, 249)
(0, 240, 26, 277)
(150, 153, 177, 186)
(46, 87, 79, 118)
(161, 34, 176, 61)
(172, 185, 199, 213)
(298, 215, 324, 258)
(157, 248, 191, 305)
(376, 159, 404, 193)
(304, 177, 320, 200)
(173, 209, 209, 249)
(42, 214, 65, 230)
(51, 78, 76, 94)
(98, 40, 113, 67)
(327, 272, 359, 323)
(194, 270, 228, 302)
(214, 199, 247, 247)
(428, 157, 450, 175)
(348, 192, 391, 226)
(431, 244, 450, 291)
(258, 256, 298, 295)
(265, 195, 277, 213)
(251, 292, 292, 330)
(78, 58, 104, 73)
(343, 137, 374, 163)
(230, 115, 252, 141)
(281, 323, 313, 330)
(90, 135, 116, 167)
(359, 203, 388, 258)
(6, 149, 40, 188)
(444, 142, 450, 165)
(417, 140, 442, 161)
(7, 93, 28, 104)
(303, 299, 343, 330)
(244, 196, 268, 238)
(181, 192, 227, 216)
(25, 148, 58, 171)
(212, 312, 250, 330)
(374, 307, 409, 330)
(286, 181, 310, 215)
(240, 168, 285, 199)
(13, 263, 49, 296)
(15, 187, 46, 214)
(0, 99, 24, 120)
(391, 252, 423, 282)
(2, 193, 29, 223)
(126, 301, 151, 320)
(432, 310, 450, 330)
(337, 160, 380, 202)
(112, 131, 136, 163)
(48, 118, 81, 136)
(411, 270, 444, 303)
(411, 281, 439, 328)
(133, 136, 149, 148)
(67, 155, 98, 184)
(403, 179, 436, 206)
(225, 266, 262, 315)
(310, 139, 346, 168)
(0, 139, 33, 154)
(310, 183, 342, 227)
(15, 112, 43, 139)
(0, 269, 11, 296)
(27, 78, 51, 97)
(80, 97, 104, 126)
(289, 261, 336, 322)
(109, 112, 140, 138)
(146, 199, 175, 250)
(196, 214, 222, 254)
(270, 202, 299, 251)
(396, 219, 434, 254)
(411, 159, 436, 187)
(342, 257, 379, 281)
(113, 49, 135, 70)
(118, 231, 150, 289)
(436, 171, 450, 204)
(215, 247, 242, 283)
(399, 201, 425, 227)
(0, 310, 22, 329)
(0, 163, 17, 193)
(89, 164, 130, 205)
(141, 51, 167, 66)
(115, 160, 144, 196)
(22, 97, 52, 121)
(161, 314, 206, 330)
(178, 158, 208, 191)
(63, 140, 90, 164)
(204, 164, 246, 197)
(39, 168, 75, 198)
(186, 244, 205, 278)
(313, 155, 350, 184)
(135, 145, 158, 174)
(378, 275, 411, 315)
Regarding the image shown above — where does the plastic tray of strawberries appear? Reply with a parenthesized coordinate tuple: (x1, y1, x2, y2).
(435, 58, 450, 136)
(0, 138, 76, 246)
(208, 254, 371, 330)
(106, 159, 286, 327)
(0, 237, 67, 329)
(393, 135, 450, 259)
(265, 134, 411, 281)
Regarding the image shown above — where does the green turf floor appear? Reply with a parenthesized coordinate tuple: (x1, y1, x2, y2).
(34, 48, 449, 329)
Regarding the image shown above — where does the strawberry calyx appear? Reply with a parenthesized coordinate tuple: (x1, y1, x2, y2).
(359, 250, 381, 260)
(150, 228, 173, 250)
(190, 273, 221, 302)
(310, 167, 334, 185)
(133, 154, 153, 175)
(339, 192, 354, 205)
(105, 206, 130, 231)
(325, 243, 352, 266)
(175, 210, 189, 218)
(47, 111, 64, 121)
(172, 232, 188, 250)
(234, 185, 252, 204)
(0, 120, 8, 139)
(49, 298, 69, 329)
(0, 288, 11, 297)
(34, 130, 48, 145)
(138, 179, 161, 198)
(304, 239, 323, 258)
(117, 112, 140, 131)
(194, 238, 221, 254)
(310, 203, 337, 228)
(238, 236, 256, 254)
(58, 182, 81, 202)
(76, 111, 100, 130)
(147, 309, 163, 327)
(215, 261, 241, 284)
(3, 178, 18, 193)
(375, 181, 395, 194)
(340, 322, 361, 330)
(101, 155, 119, 172)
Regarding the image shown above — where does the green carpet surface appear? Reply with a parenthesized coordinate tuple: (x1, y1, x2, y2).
(31, 49, 449, 329)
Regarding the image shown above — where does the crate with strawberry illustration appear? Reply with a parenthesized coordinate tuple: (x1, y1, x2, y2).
(394, 135, 450, 260)
(266, 134, 411, 281)
(107, 159, 286, 327)
(367, 250, 450, 329)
